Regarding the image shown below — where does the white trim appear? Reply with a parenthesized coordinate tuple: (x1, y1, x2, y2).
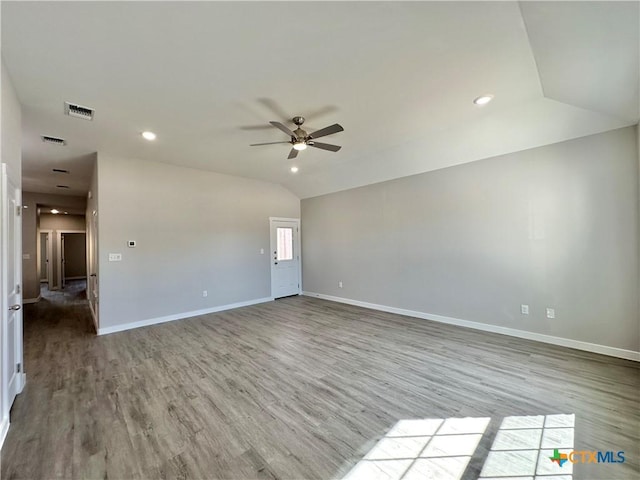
(303, 291, 640, 362)
(0, 416, 9, 450)
(97, 297, 274, 336)
(22, 295, 40, 304)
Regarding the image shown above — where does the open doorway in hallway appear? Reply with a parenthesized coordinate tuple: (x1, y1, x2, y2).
(35, 208, 86, 297)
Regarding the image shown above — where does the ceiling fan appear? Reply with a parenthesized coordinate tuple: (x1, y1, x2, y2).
(250, 116, 344, 159)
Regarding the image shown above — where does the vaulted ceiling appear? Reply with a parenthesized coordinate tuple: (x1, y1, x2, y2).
(2, 1, 638, 199)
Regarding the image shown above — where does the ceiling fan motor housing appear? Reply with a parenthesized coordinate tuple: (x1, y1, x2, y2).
(293, 128, 308, 141)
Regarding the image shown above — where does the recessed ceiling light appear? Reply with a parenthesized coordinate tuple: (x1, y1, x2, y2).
(473, 95, 494, 106)
(51, 209, 59, 214)
(293, 141, 307, 151)
(290, 166, 299, 173)
(142, 131, 156, 141)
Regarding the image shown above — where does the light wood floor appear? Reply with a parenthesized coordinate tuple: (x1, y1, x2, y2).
(1, 286, 638, 479)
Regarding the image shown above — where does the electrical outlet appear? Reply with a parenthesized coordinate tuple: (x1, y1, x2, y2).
(338, 281, 343, 288)
(546, 307, 555, 319)
(202, 290, 208, 297)
(521, 304, 529, 315)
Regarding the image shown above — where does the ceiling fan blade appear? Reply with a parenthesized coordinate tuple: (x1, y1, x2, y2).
(288, 148, 298, 159)
(308, 123, 344, 139)
(310, 142, 341, 152)
(304, 105, 338, 122)
(258, 98, 290, 121)
(250, 141, 291, 146)
(270, 121, 296, 138)
(240, 125, 275, 131)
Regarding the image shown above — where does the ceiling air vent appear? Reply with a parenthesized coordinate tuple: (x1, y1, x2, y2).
(64, 102, 94, 121)
(41, 135, 66, 146)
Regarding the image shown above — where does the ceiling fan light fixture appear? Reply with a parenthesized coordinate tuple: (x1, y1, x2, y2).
(473, 94, 494, 106)
(293, 141, 307, 151)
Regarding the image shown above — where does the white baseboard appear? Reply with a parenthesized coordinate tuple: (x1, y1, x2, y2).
(0, 416, 9, 451)
(22, 295, 41, 304)
(97, 297, 274, 336)
(303, 291, 640, 362)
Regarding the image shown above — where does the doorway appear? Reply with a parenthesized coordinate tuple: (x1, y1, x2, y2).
(270, 217, 301, 299)
(57, 231, 86, 290)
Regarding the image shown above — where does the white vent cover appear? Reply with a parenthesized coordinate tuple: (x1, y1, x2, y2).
(41, 135, 66, 145)
(64, 102, 94, 121)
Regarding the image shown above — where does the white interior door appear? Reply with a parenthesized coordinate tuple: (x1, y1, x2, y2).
(1, 164, 24, 422)
(270, 218, 301, 299)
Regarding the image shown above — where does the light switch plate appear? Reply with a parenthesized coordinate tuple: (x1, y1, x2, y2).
(546, 307, 555, 319)
(108, 253, 122, 262)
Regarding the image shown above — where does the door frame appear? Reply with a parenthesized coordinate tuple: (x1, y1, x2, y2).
(87, 209, 99, 332)
(37, 229, 53, 291)
(269, 217, 301, 298)
(56, 229, 85, 289)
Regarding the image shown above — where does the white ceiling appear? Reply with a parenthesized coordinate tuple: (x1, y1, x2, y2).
(2, 1, 638, 199)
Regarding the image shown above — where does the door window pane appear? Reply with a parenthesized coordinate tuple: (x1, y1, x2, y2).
(276, 227, 293, 261)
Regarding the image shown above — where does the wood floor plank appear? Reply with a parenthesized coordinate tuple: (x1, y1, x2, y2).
(1, 281, 638, 479)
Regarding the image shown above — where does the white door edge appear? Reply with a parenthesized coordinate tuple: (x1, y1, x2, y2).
(269, 217, 301, 298)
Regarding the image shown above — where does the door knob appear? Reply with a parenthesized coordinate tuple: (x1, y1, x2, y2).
(9, 304, 21, 311)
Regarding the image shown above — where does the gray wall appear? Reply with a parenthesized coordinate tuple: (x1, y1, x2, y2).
(302, 127, 639, 352)
(96, 153, 300, 330)
(1, 59, 21, 183)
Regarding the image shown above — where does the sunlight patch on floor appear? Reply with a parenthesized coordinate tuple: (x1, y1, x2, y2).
(343, 414, 574, 480)
(343, 417, 488, 480)
(480, 414, 574, 479)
